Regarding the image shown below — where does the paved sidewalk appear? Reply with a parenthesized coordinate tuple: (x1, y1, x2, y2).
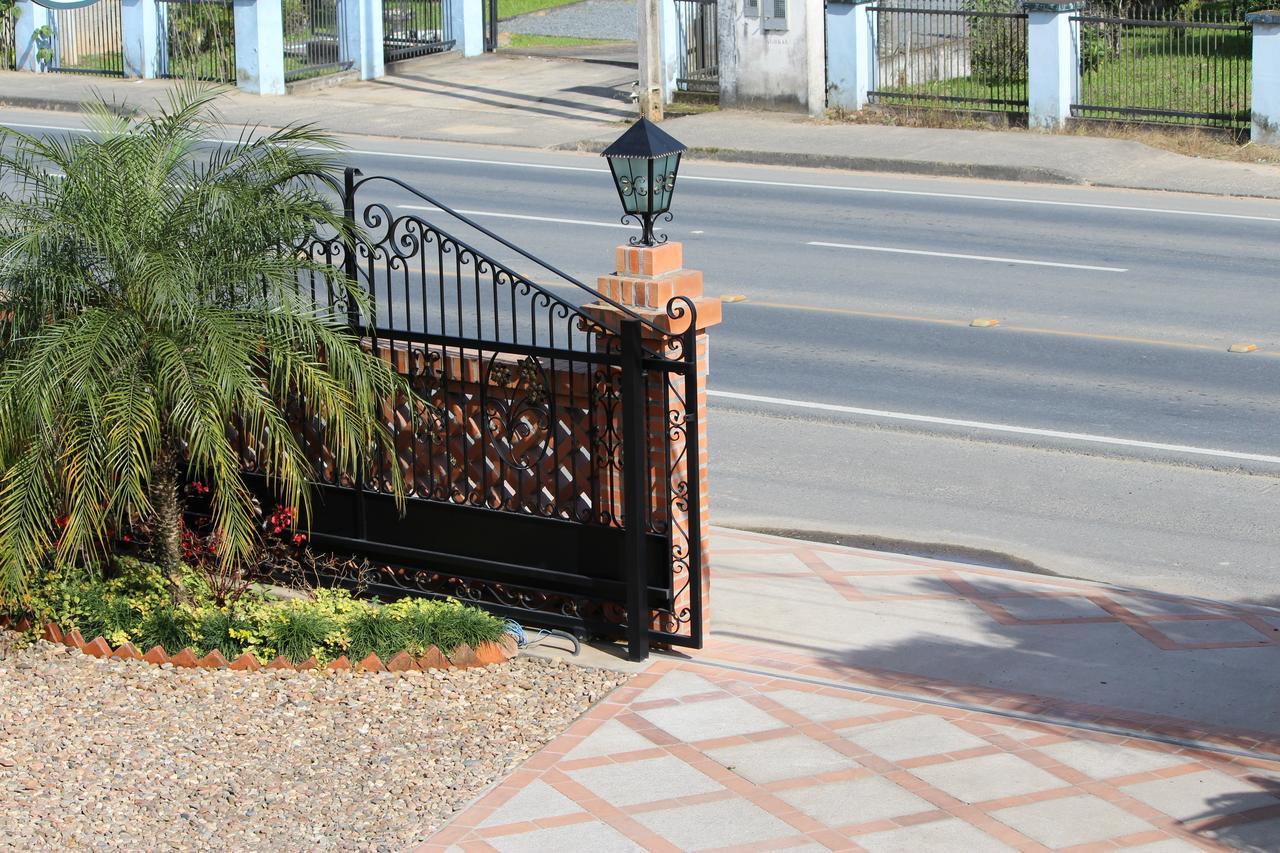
(7, 67, 1280, 197)
(423, 528, 1280, 851)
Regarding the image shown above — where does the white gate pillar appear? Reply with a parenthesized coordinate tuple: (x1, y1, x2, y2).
(448, 0, 484, 57)
(342, 0, 385, 78)
(14, 0, 52, 72)
(1247, 12, 1280, 145)
(121, 0, 163, 78)
(1024, 1, 1082, 130)
(826, 0, 877, 112)
(233, 0, 287, 94)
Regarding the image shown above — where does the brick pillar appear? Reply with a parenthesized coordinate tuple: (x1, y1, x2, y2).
(586, 242, 721, 643)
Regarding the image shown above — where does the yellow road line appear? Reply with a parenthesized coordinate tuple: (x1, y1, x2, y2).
(746, 300, 1277, 358)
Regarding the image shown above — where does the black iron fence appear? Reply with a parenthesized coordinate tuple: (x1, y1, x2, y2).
(870, 0, 1028, 113)
(675, 0, 718, 94)
(283, 0, 351, 81)
(48, 0, 124, 75)
(1071, 5, 1251, 131)
(383, 0, 454, 63)
(250, 170, 704, 660)
(157, 0, 236, 82)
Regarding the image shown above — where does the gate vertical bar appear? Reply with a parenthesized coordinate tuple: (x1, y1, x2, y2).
(341, 166, 369, 541)
(681, 320, 704, 645)
(620, 318, 650, 661)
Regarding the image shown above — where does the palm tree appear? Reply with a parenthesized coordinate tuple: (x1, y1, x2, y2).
(0, 85, 405, 603)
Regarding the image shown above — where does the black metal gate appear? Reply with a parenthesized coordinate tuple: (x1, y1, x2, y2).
(260, 170, 704, 660)
(869, 0, 1028, 113)
(283, 0, 352, 81)
(675, 0, 718, 93)
(484, 0, 498, 51)
(49, 0, 124, 76)
(1070, 6, 1251, 132)
(383, 0, 454, 63)
(157, 0, 236, 82)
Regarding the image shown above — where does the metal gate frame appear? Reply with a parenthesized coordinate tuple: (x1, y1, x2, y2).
(1069, 8, 1251, 132)
(675, 0, 719, 93)
(383, 0, 455, 63)
(47, 0, 125, 76)
(250, 169, 705, 660)
(156, 0, 236, 82)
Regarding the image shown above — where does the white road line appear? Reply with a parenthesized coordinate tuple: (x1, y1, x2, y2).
(399, 204, 628, 229)
(7, 119, 1280, 224)
(807, 241, 1128, 272)
(708, 389, 1280, 466)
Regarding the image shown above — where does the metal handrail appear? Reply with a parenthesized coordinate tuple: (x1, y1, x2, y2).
(346, 169, 669, 338)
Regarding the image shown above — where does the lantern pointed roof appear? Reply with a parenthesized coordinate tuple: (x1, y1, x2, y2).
(600, 118, 688, 160)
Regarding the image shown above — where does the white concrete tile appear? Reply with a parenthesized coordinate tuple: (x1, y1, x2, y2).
(992, 794, 1154, 847)
(479, 780, 584, 828)
(776, 776, 934, 828)
(839, 715, 989, 762)
(762, 688, 890, 723)
(1121, 770, 1280, 822)
(567, 754, 722, 808)
(1036, 739, 1189, 780)
(634, 669, 722, 702)
(562, 719, 656, 761)
(998, 595, 1110, 620)
(856, 817, 1017, 852)
(706, 735, 858, 784)
(632, 797, 798, 850)
(488, 819, 642, 853)
(910, 753, 1068, 804)
(638, 695, 786, 741)
(718, 551, 813, 575)
(1150, 619, 1270, 646)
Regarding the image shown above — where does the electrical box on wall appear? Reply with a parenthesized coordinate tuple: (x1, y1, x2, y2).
(763, 0, 787, 30)
(744, 0, 759, 17)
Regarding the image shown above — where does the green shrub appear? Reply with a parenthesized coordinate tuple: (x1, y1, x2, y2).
(346, 606, 410, 662)
(389, 598, 506, 654)
(265, 603, 337, 663)
(5, 554, 512, 665)
(966, 0, 1028, 87)
(80, 595, 145, 648)
(195, 608, 253, 660)
(137, 606, 198, 654)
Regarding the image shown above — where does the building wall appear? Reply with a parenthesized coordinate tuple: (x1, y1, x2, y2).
(718, 0, 825, 115)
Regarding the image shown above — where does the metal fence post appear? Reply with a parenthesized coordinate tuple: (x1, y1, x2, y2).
(620, 319, 650, 661)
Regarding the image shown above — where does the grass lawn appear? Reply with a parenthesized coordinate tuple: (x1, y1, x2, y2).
(503, 33, 620, 48)
(498, 0, 585, 21)
(874, 76, 1027, 113)
(1077, 30, 1250, 124)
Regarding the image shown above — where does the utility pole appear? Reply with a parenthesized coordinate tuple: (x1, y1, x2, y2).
(637, 0, 664, 121)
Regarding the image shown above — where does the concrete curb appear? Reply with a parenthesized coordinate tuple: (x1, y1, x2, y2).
(0, 94, 138, 116)
(562, 138, 1084, 185)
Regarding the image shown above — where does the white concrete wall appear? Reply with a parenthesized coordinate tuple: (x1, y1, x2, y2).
(1248, 14, 1280, 144)
(719, 0, 826, 115)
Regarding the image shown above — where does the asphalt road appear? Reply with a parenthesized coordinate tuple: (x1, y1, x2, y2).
(4, 109, 1278, 601)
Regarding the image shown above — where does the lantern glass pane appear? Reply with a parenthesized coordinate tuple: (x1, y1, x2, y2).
(650, 153, 679, 213)
(608, 156, 650, 215)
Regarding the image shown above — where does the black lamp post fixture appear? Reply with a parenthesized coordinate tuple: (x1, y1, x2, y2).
(601, 118, 688, 247)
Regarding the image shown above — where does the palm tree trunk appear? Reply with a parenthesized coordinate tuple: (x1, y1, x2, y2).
(150, 442, 184, 580)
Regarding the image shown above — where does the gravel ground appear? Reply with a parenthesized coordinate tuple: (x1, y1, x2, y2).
(0, 639, 628, 851)
(503, 0, 637, 41)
